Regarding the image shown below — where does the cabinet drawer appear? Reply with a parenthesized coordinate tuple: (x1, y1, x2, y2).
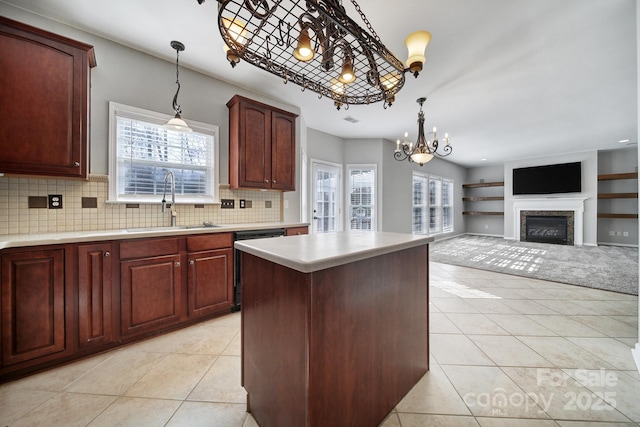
(286, 226, 308, 236)
(187, 233, 233, 252)
(119, 238, 180, 260)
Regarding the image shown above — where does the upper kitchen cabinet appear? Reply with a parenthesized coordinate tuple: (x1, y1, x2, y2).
(0, 17, 96, 179)
(227, 95, 298, 191)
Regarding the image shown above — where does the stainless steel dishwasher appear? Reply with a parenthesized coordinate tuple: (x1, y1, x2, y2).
(233, 228, 286, 311)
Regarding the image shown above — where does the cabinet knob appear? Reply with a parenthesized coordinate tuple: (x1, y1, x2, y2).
(74, 161, 80, 167)
(175, 261, 181, 267)
(104, 251, 110, 257)
(273, 180, 277, 183)
(189, 260, 195, 265)
(265, 179, 269, 183)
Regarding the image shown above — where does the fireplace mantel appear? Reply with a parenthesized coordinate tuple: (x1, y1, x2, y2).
(513, 197, 587, 245)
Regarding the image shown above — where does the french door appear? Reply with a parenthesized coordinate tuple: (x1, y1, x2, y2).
(311, 161, 342, 233)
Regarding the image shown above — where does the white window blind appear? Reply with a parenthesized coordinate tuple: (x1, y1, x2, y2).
(108, 102, 219, 204)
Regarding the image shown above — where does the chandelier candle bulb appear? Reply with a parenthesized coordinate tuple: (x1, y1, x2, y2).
(396, 139, 401, 152)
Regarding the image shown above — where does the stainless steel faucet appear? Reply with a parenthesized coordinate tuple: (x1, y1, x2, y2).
(161, 171, 177, 227)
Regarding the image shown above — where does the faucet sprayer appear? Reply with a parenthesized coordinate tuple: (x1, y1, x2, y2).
(162, 171, 177, 227)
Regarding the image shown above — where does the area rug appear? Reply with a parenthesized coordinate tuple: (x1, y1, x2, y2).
(429, 235, 638, 295)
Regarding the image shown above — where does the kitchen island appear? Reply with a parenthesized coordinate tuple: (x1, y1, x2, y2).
(235, 231, 432, 427)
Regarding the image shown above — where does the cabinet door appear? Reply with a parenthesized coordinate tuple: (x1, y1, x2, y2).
(120, 255, 182, 339)
(77, 243, 113, 349)
(238, 101, 271, 189)
(0, 17, 95, 178)
(1, 249, 66, 366)
(187, 248, 234, 318)
(271, 111, 296, 191)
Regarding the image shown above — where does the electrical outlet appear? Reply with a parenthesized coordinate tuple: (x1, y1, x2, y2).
(48, 194, 63, 209)
(239, 199, 246, 209)
(609, 230, 615, 236)
(623, 231, 629, 237)
(221, 199, 235, 209)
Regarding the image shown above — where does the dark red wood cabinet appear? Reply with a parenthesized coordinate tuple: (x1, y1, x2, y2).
(0, 17, 96, 178)
(227, 95, 297, 191)
(77, 242, 114, 349)
(0, 232, 235, 381)
(187, 234, 234, 318)
(1, 248, 69, 367)
(118, 238, 184, 339)
(285, 226, 308, 236)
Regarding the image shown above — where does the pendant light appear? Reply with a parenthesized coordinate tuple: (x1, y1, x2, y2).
(164, 40, 192, 132)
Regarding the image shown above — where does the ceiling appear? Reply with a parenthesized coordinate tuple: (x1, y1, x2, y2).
(2, 0, 638, 167)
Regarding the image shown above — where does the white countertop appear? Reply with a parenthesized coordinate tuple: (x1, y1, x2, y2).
(0, 222, 308, 250)
(235, 231, 433, 273)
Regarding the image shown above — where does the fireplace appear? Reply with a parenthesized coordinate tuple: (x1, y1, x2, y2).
(513, 198, 585, 246)
(525, 216, 568, 244)
(520, 210, 574, 245)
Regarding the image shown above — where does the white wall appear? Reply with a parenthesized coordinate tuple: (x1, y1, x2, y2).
(503, 151, 599, 245)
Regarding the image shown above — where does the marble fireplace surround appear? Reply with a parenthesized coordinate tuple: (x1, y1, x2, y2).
(513, 198, 587, 246)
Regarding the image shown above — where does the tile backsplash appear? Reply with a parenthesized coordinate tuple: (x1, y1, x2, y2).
(0, 175, 282, 235)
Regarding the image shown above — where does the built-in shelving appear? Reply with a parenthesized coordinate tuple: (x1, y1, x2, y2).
(463, 211, 504, 216)
(596, 171, 638, 220)
(597, 213, 639, 219)
(462, 181, 504, 216)
(462, 181, 504, 188)
(597, 193, 638, 199)
(597, 172, 637, 181)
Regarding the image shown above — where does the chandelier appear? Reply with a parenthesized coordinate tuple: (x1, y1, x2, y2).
(206, 0, 431, 110)
(394, 97, 451, 166)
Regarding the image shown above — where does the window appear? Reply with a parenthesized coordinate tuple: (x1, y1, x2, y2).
(108, 102, 219, 204)
(413, 172, 454, 235)
(347, 165, 376, 231)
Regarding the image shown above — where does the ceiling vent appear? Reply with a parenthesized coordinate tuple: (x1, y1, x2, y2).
(343, 116, 359, 124)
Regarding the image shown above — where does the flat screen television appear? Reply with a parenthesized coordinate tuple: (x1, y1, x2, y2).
(512, 162, 582, 195)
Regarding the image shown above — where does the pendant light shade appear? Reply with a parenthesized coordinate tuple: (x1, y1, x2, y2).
(405, 31, 431, 76)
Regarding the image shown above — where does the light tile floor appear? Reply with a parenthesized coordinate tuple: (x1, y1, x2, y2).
(1, 262, 638, 426)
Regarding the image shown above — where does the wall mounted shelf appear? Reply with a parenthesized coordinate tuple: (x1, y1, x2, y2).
(462, 181, 504, 216)
(596, 171, 638, 220)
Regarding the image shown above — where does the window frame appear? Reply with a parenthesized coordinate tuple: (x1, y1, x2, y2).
(107, 102, 220, 204)
(412, 171, 454, 236)
(346, 164, 377, 231)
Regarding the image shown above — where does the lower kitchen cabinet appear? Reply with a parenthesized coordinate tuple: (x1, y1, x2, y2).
(1, 248, 68, 367)
(188, 248, 234, 317)
(187, 233, 234, 318)
(77, 242, 114, 349)
(120, 253, 183, 339)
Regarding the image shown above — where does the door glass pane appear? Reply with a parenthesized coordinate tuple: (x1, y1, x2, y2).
(312, 163, 340, 233)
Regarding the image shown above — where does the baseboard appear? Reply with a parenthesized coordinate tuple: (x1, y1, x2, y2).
(464, 232, 505, 239)
(597, 242, 639, 248)
(632, 343, 640, 374)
